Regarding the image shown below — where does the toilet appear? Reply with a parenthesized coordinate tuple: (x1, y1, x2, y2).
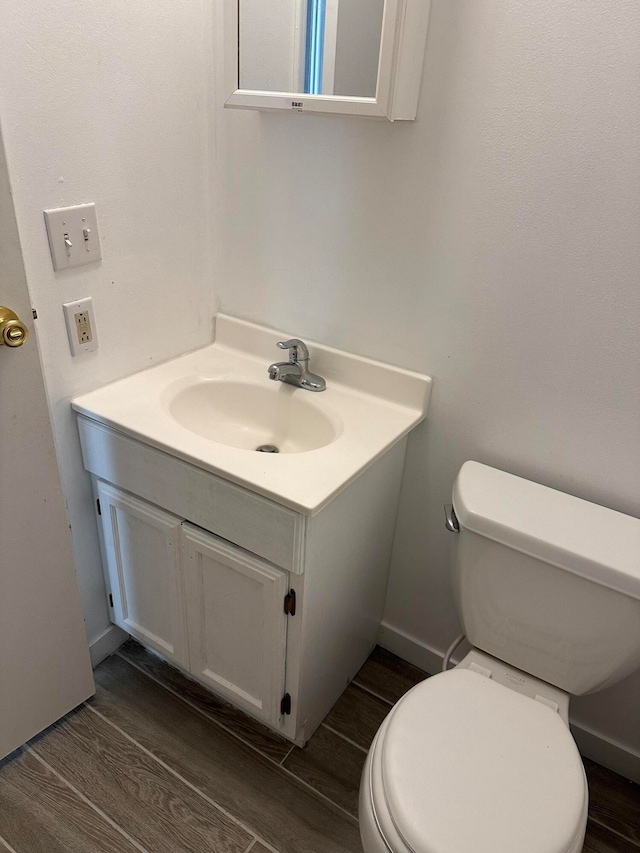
(360, 461, 640, 853)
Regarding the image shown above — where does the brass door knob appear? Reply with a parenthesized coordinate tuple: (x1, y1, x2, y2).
(0, 306, 29, 347)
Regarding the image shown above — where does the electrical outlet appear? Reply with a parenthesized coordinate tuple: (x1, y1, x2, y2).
(75, 310, 92, 344)
(63, 298, 98, 356)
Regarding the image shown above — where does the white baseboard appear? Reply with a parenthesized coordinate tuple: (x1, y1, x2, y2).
(379, 622, 445, 674)
(89, 624, 128, 668)
(379, 620, 640, 784)
(570, 722, 640, 785)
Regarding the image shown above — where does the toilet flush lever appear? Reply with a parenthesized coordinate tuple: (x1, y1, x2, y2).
(444, 504, 459, 532)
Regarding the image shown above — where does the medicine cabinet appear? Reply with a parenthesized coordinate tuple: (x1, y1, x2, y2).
(223, 0, 432, 120)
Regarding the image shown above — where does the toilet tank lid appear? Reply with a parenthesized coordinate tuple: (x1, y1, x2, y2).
(453, 461, 640, 600)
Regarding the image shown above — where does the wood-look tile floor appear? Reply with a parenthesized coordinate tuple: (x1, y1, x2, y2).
(1, 642, 638, 852)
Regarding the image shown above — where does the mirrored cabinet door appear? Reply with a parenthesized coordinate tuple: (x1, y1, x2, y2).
(238, 0, 385, 98)
(224, 0, 432, 120)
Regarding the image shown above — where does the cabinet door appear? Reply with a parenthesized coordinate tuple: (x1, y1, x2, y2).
(96, 481, 188, 667)
(182, 523, 288, 727)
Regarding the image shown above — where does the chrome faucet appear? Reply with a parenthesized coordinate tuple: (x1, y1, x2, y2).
(268, 338, 326, 392)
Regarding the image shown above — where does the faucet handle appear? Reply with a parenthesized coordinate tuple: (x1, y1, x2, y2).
(276, 338, 309, 363)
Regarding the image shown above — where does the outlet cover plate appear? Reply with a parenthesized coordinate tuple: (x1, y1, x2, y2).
(63, 298, 98, 356)
(44, 203, 102, 271)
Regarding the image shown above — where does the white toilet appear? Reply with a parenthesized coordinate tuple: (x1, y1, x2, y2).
(360, 461, 640, 853)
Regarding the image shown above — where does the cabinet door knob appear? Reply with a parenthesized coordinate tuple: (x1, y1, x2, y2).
(0, 306, 29, 348)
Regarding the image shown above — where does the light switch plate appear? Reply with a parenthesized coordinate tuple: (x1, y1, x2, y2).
(44, 203, 102, 271)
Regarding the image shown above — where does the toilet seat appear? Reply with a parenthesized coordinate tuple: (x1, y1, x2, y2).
(365, 668, 588, 853)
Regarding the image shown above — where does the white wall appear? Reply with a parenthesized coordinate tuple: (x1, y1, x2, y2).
(215, 0, 640, 764)
(0, 0, 216, 648)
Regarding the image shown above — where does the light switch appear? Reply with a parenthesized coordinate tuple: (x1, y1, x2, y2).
(44, 203, 102, 271)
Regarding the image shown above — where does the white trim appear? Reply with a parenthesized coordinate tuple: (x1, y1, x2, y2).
(379, 620, 640, 784)
(89, 624, 128, 668)
(390, 0, 433, 119)
(571, 722, 640, 786)
(225, 89, 385, 118)
(378, 621, 459, 675)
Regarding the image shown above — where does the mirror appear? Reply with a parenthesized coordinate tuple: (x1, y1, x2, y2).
(224, 0, 432, 121)
(238, 0, 385, 99)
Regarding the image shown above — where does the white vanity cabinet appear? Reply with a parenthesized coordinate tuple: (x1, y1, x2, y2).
(95, 480, 289, 728)
(181, 524, 289, 726)
(73, 315, 431, 745)
(95, 481, 189, 670)
(79, 413, 409, 744)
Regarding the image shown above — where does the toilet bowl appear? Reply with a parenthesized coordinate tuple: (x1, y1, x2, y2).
(359, 654, 588, 853)
(359, 461, 640, 853)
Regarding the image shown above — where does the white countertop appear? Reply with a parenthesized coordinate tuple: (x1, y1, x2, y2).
(72, 315, 432, 515)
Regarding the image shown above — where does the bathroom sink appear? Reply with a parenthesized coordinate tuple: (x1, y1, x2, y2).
(166, 379, 341, 453)
(72, 315, 431, 514)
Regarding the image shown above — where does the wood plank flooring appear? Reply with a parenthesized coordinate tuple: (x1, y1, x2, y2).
(0, 641, 638, 852)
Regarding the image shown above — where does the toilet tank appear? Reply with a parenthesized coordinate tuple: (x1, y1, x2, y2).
(451, 462, 640, 695)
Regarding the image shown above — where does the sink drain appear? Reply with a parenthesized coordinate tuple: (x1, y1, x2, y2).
(256, 444, 279, 453)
